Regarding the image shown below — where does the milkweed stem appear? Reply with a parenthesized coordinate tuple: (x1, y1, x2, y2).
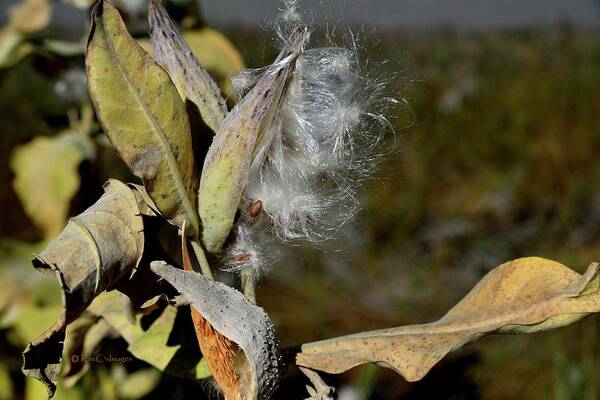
(191, 239, 214, 280)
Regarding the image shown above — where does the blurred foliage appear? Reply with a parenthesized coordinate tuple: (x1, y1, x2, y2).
(260, 27, 600, 400)
(0, 0, 599, 397)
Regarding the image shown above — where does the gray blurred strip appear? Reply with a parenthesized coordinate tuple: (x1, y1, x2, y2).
(202, 0, 600, 31)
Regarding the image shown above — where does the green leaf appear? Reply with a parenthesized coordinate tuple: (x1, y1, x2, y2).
(42, 39, 85, 57)
(0, 240, 48, 326)
(88, 290, 206, 379)
(297, 257, 600, 382)
(148, 0, 228, 135)
(10, 130, 95, 239)
(0, 29, 33, 69)
(0, 363, 14, 400)
(198, 27, 308, 252)
(116, 368, 161, 400)
(22, 180, 144, 397)
(86, 0, 200, 237)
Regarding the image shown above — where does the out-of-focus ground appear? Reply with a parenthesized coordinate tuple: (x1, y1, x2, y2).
(1, 0, 600, 399)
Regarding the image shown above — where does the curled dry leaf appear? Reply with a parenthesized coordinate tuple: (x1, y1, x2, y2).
(297, 257, 600, 382)
(148, 0, 228, 135)
(151, 261, 282, 400)
(198, 26, 309, 253)
(22, 179, 144, 396)
(86, 0, 200, 237)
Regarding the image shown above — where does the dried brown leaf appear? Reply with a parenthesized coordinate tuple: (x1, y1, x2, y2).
(22, 179, 144, 396)
(297, 257, 600, 382)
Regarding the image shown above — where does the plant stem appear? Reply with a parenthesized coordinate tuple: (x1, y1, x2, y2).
(241, 268, 256, 304)
(191, 239, 214, 280)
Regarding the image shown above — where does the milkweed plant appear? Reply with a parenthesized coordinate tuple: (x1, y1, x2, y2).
(20, 0, 600, 399)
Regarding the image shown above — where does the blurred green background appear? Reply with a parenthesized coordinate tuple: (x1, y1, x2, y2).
(1, 0, 599, 399)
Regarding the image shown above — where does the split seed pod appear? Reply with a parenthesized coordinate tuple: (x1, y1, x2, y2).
(151, 261, 282, 399)
(198, 27, 309, 253)
(148, 0, 227, 134)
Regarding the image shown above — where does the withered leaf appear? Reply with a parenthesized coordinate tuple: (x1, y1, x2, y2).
(297, 257, 600, 382)
(148, 0, 228, 135)
(22, 179, 144, 397)
(86, 0, 200, 237)
(61, 313, 112, 387)
(151, 261, 282, 400)
(198, 27, 309, 253)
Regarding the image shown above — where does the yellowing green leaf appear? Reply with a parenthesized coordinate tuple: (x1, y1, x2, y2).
(148, 0, 228, 135)
(116, 368, 161, 399)
(0, 363, 14, 400)
(297, 257, 600, 382)
(86, 0, 200, 237)
(198, 27, 308, 252)
(10, 130, 95, 239)
(0, 29, 33, 69)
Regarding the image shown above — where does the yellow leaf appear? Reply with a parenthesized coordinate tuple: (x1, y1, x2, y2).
(0, 28, 33, 69)
(10, 130, 94, 239)
(297, 257, 600, 382)
(7, 0, 51, 34)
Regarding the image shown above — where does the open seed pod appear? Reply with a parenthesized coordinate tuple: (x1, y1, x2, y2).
(150, 261, 282, 399)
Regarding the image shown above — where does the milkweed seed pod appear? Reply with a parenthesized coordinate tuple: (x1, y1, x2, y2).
(198, 27, 310, 253)
(225, 16, 396, 275)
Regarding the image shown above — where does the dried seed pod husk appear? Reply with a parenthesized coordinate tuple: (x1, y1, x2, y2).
(151, 261, 282, 399)
(148, 0, 227, 135)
